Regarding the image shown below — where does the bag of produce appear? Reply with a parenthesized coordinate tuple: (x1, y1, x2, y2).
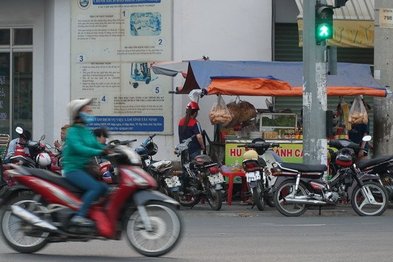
(209, 95, 233, 125)
(348, 96, 368, 125)
(225, 97, 257, 127)
(225, 97, 241, 127)
(238, 100, 257, 122)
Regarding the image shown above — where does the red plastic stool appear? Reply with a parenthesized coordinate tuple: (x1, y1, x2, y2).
(220, 165, 246, 205)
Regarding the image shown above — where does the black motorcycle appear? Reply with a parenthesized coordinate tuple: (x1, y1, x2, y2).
(328, 136, 393, 201)
(135, 135, 181, 198)
(174, 135, 224, 210)
(272, 146, 388, 217)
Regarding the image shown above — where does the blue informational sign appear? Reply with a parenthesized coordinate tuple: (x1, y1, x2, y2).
(88, 116, 164, 132)
(71, 0, 173, 134)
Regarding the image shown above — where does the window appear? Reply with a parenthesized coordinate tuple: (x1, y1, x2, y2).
(0, 28, 32, 137)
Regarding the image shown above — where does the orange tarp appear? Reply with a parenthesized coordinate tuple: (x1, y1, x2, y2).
(207, 78, 295, 96)
(207, 78, 387, 97)
(291, 86, 387, 97)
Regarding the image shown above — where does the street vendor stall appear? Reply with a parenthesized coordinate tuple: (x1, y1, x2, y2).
(152, 60, 388, 166)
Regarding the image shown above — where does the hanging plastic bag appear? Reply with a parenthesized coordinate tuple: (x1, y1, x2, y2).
(225, 97, 257, 127)
(348, 96, 368, 125)
(209, 95, 233, 125)
(225, 96, 241, 127)
(238, 100, 257, 122)
(188, 89, 203, 102)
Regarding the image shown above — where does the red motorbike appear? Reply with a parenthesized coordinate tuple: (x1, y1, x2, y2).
(8, 134, 61, 174)
(0, 144, 183, 257)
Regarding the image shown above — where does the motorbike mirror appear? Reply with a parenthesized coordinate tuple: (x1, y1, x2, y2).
(40, 135, 45, 141)
(15, 127, 23, 135)
(362, 135, 372, 142)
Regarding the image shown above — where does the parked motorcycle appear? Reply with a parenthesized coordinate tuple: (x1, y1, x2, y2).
(2, 135, 61, 190)
(272, 149, 388, 217)
(328, 135, 393, 201)
(238, 139, 281, 210)
(174, 135, 225, 210)
(9, 134, 61, 173)
(135, 134, 181, 198)
(0, 143, 183, 257)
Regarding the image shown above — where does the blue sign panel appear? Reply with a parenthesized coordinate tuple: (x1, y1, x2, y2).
(88, 116, 164, 132)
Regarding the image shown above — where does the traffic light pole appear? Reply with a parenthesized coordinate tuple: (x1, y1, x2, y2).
(303, 0, 328, 165)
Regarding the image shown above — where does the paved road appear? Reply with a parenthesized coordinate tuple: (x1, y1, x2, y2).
(1, 202, 393, 262)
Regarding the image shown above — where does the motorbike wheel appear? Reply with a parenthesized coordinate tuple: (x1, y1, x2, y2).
(274, 179, 307, 217)
(351, 181, 388, 216)
(125, 201, 183, 257)
(378, 171, 393, 201)
(176, 186, 201, 208)
(0, 194, 50, 253)
(252, 181, 265, 211)
(206, 187, 222, 211)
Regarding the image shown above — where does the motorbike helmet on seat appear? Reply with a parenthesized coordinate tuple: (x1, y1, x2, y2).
(243, 150, 258, 160)
(335, 148, 354, 167)
(145, 141, 158, 156)
(186, 101, 199, 110)
(102, 171, 113, 184)
(68, 98, 93, 121)
(15, 127, 31, 141)
(36, 152, 51, 167)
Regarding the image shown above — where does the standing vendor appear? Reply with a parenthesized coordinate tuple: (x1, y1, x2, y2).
(178, 101, 205, 192)
(178, 101, 205, 158)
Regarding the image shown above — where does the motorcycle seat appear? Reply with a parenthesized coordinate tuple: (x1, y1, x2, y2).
(357, 155, 393, 170)
(150, 160, 173, 172)
(24, 167, 84, 194)
(192, 154, 213, 166)
(280, 162, 327, 173)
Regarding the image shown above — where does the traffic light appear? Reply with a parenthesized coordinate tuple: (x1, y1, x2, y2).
(315, 4, 334, 44)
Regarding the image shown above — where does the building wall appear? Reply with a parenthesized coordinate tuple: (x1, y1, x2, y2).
(1, 0, 274, 161)
(44, 0, 71, 146)
(172, 0, 273, 159)
(0, 0, 45, 140)
(274, 0, 299, 23)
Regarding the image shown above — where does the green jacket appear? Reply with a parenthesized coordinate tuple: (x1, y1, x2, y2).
(62, 124, 105, 174)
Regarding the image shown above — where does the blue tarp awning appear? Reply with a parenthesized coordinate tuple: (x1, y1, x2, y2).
(152, 60, 388, 97)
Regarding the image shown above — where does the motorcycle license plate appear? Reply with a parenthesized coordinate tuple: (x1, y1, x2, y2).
(165, 176, 181, 188)
(246, 171, 261, 182)
(208, 173, 224, 185)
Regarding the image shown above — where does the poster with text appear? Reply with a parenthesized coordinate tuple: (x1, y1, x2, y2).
(71, 0, 173, 134)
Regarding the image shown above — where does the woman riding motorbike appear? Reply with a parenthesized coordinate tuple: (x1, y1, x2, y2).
(62, 98, 108, 226)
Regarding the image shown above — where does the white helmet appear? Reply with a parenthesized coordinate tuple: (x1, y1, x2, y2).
(243, 150, 258, 160)
(36, 152, 51, 167)
(68, 98, 92, 121)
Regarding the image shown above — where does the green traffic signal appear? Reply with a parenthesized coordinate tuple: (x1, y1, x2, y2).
(315, 5, 334, 44)
(317, 23, 332, 38)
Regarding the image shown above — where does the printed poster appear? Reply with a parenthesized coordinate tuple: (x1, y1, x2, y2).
(71, 0, 173, 134)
